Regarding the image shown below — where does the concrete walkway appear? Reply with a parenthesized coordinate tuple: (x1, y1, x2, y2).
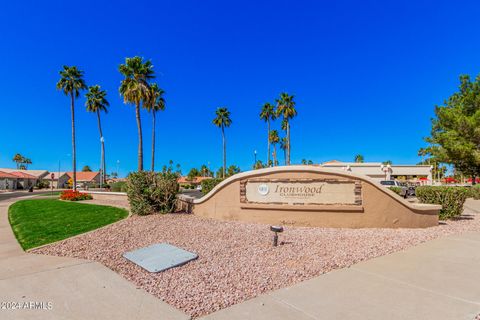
(0, 197, 190, 320)
(202, 202, 480, 320)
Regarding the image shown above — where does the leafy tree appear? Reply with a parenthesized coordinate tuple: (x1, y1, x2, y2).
(144, 83, 166, 172)
(110, 171, 118, 178)
(200, 164, 213, 177)
(56, 65, 87, 191)
(260, 102, 276, 166)
(212, 107, 232, 178)
(19, 164, 27, 170)
(301, 159, 314, 165)
(227, 165, 240, 177)
(382, 160, 393, 165)
(423, 74, 480, 184)
(269, 130, 280, 166)
(354, 154, 364, 163)
(187, 168, 201, 181)
(253, 160, 265, 169)
(276, 93, 297, 165)
(119, 56, 154, 171)
(85, 85, 109, 184)
(82, 165, 92, 172)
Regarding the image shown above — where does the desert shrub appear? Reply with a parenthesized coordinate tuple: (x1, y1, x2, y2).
(388, 186, 402, 196)
(111, 181, 127, 192)
(60, 190, 93, 201)
(126, 171, 179, 215)
(201, 178, 224, 195)
(36, 180, 50, 189)
(416, 186, 469, 220)
(468, 185, 480, 200)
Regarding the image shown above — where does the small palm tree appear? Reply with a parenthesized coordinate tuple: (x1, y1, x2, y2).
(354, 154, 364, 163)
(119, 56, 154, 171)
(212, 107, 232, 178)
(86, 85, 109, 185)
(12, 154, 23, 169)
(23, 158, 32, 169)
(276, 93, 297, 165)
(260, 102, 276, 166)
(269, 130, 280, 166)
(144, 83, 165, 172)
(56, 66, 87, 191)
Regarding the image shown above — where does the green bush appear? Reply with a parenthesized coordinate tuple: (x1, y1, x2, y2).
(201, 178, 223, 195)
(468, 185, 480, 200)
(111, 181, 127, 192)
(36, 180, 50, 189)
(126, 171, 179, 215)
(388, 186, 402, 196)
(416, 186, 469, 220)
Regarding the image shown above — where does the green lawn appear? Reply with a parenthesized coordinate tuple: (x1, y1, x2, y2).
(35, 191, 61, 197)
(9, 199, 128, 250)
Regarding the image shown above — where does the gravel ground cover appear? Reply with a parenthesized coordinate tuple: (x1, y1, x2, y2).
(33, 208, 480, 318)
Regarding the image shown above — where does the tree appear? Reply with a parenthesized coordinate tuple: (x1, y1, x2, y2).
(12, 154, 23, 169)
(423, 74, 480, 184)
(260, 102, 276, 166)
(110, 171, 118, 179)
(187, 168, 201, 181)
(253, 160, 265, 169)
(85, 85, 109, 184)
(382, 160, 393, 165)
(200, 164, 213, 177)
(22, 158, 32, 169)
(212, 107, 232, 178)
(279, 137, 287, 165)
(269, 129, 280, 166)
(301, 159, 314, 165)
(227, 165, 240, 176)
(354, 154, 364, 163)
(276, 93, 297, 165)
(119, 56, 154, 171)
(82, 165, 92, 172)
(56, 66, 87, 191)
(144, 83, 166, 172)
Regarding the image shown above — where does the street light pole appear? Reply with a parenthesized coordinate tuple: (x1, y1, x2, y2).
(254, 150, 257, 167)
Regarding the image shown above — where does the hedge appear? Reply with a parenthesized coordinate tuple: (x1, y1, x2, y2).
(201, 178, 224, 195)
(388, 186, 403, 196)
(416, 186, 469, 220)
(126, 171, 179, 215)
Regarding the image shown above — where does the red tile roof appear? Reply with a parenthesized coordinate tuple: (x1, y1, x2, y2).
(8, 171, 37, 179)
(177, 176, 212, 184)
(66, 171, 100, 181)
(0, 171, 18, 179)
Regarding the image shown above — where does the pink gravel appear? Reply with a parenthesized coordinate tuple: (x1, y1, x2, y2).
(33, 205, 480, 318)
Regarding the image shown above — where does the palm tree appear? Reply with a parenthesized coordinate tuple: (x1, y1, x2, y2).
(85, 85, 109, 185)
(12, 154, 23, 169)
(276, 93, 297, 165)
(269, 130, 280, 166)
(144, 83, 165, 172)
(119, 56, 154, 171)
(354, 154, 364, 163)
(279, 137, 287, 165)
(212, 107, 232, 178)
(22, 157, 32, 169)
(260, 102, 276, 166)
(56, 66, 87, 191)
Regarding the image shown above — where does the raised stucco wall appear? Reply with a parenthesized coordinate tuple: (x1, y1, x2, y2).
(190, 166, 440, 228)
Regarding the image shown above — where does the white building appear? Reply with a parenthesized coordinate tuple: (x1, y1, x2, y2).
(320, 160, 433, 185)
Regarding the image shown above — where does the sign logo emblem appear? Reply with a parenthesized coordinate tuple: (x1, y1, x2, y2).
(257, 184, 269, 196)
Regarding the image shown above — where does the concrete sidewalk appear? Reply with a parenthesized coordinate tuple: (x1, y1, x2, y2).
(0, 197, 190, 320)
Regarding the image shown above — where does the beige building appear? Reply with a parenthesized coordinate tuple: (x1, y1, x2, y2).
(0, 168, 48, 190)
(320, 161, 433, 185)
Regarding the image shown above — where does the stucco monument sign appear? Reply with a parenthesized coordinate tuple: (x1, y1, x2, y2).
(242, 179, 362, 206)
(178, 166, 441, 228)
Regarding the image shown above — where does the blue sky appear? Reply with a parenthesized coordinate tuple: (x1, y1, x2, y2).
(1, 0, 480, 176)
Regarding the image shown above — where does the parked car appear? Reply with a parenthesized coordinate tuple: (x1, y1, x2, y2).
(380, 180, 408, 198)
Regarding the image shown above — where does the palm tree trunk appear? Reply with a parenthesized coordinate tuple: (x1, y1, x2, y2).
(287, 122, 290, 165)
(70, 92, 77, 191)
(151, 111, 156, 172)
(273, 145, 277, 166)
(135, 102, 143, 171)
(267, 119, 270, 166)
(96, 110, 106, 185)
(222, 126, 226, 178)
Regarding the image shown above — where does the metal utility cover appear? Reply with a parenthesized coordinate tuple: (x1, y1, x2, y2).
(123, 243, 198, 273)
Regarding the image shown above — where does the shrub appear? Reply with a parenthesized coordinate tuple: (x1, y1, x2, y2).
(388, 186, 402, 196)
(201, 178, 224, 195)
(468, 185, 480, 200)
(111, 181, 127, 192)
(416, 186, 469, 220)
(60, 190, 93, 201)
(36, 180, 50, 189)
(126, 171, 179, 215)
